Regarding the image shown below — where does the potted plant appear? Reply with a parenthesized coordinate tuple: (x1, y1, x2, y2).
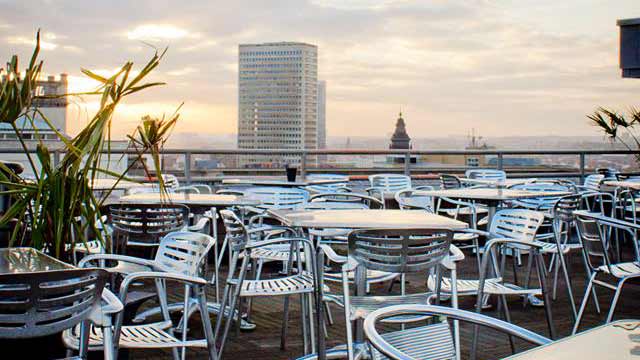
(588, 106, 640, 167)
(0, 31, 178, 261)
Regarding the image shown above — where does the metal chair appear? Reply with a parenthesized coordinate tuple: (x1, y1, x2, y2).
(215, 209, 320, 357)
(573, 213, 640, 333)
(319, 228, 453, 360)
(305, 174, 350, 193)
(310, 192, 384, 210)
(366, 174, 411, 204)
(440, 174, 462, 189)
(106, 203, 189, 253)
(75, 231, 217, 360)
(465, 169, 507, 181)
(472, 210, 556, 345)
(576, 174, 604, 193)
(0, 269, 108, 360)
(363, 305, 551, 360)
(395, 188, 434, 211)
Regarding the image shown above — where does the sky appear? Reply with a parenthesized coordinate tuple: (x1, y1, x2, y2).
(1, 0, 639, 139)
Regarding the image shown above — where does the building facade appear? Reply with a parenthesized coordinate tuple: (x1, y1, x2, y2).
(317, 80, 326, 149)
(237, 42, 318, 165)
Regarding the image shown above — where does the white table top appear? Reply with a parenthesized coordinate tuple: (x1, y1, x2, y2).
(267, 209, 468, 230)
(506, 320, 640, 359)
(417, 188, 571, 202)
(222, 177, 345, 187)
(604, 180, 640, 190)
(119, 193, 260, 207)
(460, 178, 537, 187)
(90, 178, 153, 191)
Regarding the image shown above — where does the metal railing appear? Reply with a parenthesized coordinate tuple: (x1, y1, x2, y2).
(1, 147, 638, 184)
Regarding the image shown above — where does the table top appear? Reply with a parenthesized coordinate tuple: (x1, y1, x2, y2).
(267, 209, 468, 230)
(0, 248, 74, 274)
(90, 178, 153, 191)
(604, 180, 640, 190)
(505, 320, 640, 359)
(417, 188, 571, 202)
(119, 193, 261, 207)
(222, 177, 345, 187)
(460, 178, 537, 187)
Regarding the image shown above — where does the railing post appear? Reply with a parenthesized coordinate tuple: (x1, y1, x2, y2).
(404, 152, 411, 176)
(497, 153, 504, 170)
(184, 152, 192, 185)
(53, 150, 60, 167)
(300, 151, 307, 179)
(579, 153, 586, 184)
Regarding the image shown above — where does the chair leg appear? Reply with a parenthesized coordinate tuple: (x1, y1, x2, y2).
(557, 251, 577, 319)
(606, 279, 626, 323)
(198, 288, 218, 360)
(572, 272, 596, 334)
(499, 294, 516, 354)
(552, 255, 560, 300)
(536, 253, 556, 339)
(522, 253, 533, 307)
(281, 295, 291, 350)
(300, 293, 309, 354)
(103, 324, 115, 360)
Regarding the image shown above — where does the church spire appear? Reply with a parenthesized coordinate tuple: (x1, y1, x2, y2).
(389, 111, 411, 149)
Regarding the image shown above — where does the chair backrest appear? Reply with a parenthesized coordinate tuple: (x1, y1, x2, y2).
(395, 189, 434, 211)
(489, 209, 544, 242)
(192, 184, 213, 194)
(348, 228, 452, 273)
(615, 189, 639, 223)
(310, 192, 384, 209)
(439, 174, 462, 189)
(582, 174, 604, 192)
(107, 203, 189, 246)
(161, 174, 180, 190)
(0, 269, 107, 339)
(552, 194, 581, 224)
(510, 182, 571, 211)
(243, 187, 309, 209)
(174, 185, 200, 194)
(219, 209, 249, 251)
(368, 174, 412, 192)
(305, 174, 350, 193)
(575, 214, 618, 274)
(154, 231, 215, 276)
(580, 191, 614, 216)
(465, 169, 506, 181)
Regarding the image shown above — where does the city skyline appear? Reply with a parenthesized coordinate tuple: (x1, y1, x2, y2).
(1, 1, 639, 140)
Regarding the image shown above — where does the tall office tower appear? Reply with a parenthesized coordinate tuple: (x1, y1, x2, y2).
(317, 80, 326, 149)
(238, 42, 318, 165)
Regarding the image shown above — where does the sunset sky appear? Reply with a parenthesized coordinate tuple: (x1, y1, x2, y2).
(2, 0, 639, 139)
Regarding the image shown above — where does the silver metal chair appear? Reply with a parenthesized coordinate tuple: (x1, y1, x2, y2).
(395, 188, 434, 211)
(572, 213, 640, 333)
(363, 305, 551, 360)
(0, 269, 109, 360)
(215, 209, 320, 357)
(319, 228, 453, 360)
(74, 231, 217, 360)
(310, 192, 384, 209)
(465, 169, 506, 181)
(106, 203, 189, 253)
(472, 210, 556, 346)
(366, 174, 411, 204)
(576, 174, 604, 193)
(439, 174, 462, 190)
(305, 174, 350, 193)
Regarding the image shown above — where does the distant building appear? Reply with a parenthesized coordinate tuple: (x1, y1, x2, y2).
(317, 80, 326, 149)
(420, 130, 490, 167)
(237, 42, 319, 165)
(388, 112, 417, 164)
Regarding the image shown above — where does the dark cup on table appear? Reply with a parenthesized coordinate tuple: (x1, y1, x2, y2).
(286, 166, 297, 182)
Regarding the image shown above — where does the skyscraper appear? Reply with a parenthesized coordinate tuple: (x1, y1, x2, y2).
(237, 42, 318, 165)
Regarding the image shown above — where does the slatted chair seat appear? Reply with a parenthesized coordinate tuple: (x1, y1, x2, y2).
(453, 232, 477, 242)
(535, 241, 580, 254)
(244, 245, 298, 262)
(428, 275, 541, 296)
(323, 269, 398, 285)
(370, 322, 455, 360)
(73, 240, 104, 254)
(349, 293, 435, 321)
(238, 272, 327, 297)
(64, 320, 208, 350)
(598, 262, 640, 278)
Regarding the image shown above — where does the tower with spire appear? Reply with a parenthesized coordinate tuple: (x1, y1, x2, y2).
(389, 111, 411, 149)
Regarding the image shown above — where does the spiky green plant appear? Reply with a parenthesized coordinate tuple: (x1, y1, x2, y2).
(0, 31, 177, 260)
(588, 106, 640, 166)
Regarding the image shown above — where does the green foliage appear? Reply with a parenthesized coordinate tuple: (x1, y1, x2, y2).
(0, 31, 177, 260)
(588, 106, 640, 165)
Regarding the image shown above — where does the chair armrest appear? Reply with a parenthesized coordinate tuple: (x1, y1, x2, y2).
(187, 217, 210, 233)
(463, 228, 491, 238)
(245, 237, 313, 250)
(441, 244, 465, 270)
(318, 244, 348, 264)
(119, 271, 208, 299)
(79, 254, 156, 270)
(88, 289, 124, 326)
(485, 237, 545, 252)
(413, 185, 434, 191)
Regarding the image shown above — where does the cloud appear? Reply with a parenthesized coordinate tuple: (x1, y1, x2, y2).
(126, 24, 193, 42)
(7, 35, 57, 50)
(166, 66, 198, 76)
